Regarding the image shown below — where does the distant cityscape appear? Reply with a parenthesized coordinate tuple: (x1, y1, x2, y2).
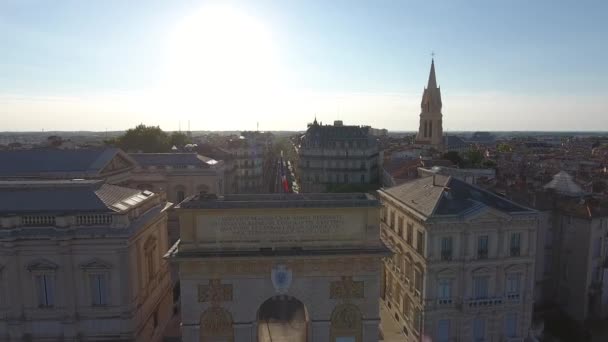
(1, 59, 607, 342)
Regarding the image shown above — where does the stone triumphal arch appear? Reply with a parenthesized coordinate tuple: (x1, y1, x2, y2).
(168, 193, 388, 342)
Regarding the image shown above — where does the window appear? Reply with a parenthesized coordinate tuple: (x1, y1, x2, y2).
(416, 231, 425, 255)
(176, 190, 185, 203)
(398, 217, 404, 238)
(429, 121, 433, 138)
(315, 174, 320, 182)
(473, 318, 485, 342)
(402, 296, 411, 318)
(414, 269, 423, 294)
(438, 278, 452, 302)
(473, 276, 489, 299)
(144, 237, 157, 281)
(90, 273, 108, 306)
(477, 235, 489, 259)
(390, 211, 395, 229)
(407, 223, 413, 245)
(424, 121, 428, 138)
(506, 274, 521, 299)
(360, 174, 365, 183)
(544, 254, 552, 274)
(382, 206, 388, 222)
(510, 233, 521, 257)
(413, 308, 422, 333)
(593, 238, 602, 258)
(343, 174, 348, 183)
(441, 237, 453, 261)
(35, 274, 55, 307)
(545, 229, 553, 248)
(438, 319, 450, 342)
(505, 313, 517, 338)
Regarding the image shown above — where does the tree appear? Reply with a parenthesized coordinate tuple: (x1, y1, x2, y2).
(481, 159, 497, 168)
(442, 151, 463, 166)
(114, 124, 171, 152)
(497, 143, 513, 153)
(170, 132, 192, 148)
(465, 149, 484, 167)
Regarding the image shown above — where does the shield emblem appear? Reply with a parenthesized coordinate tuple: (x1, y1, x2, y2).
(271, 264, 292, 294)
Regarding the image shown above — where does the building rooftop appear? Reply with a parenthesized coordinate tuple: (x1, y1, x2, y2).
(382, 175, 532, 218)
(0, 179, 153, 214)
(129, 153, 217, 168)
(543, 171, 585, 197)
(178, 192, 379, 209)
(0, 148, 129, 177)
(300, 120, 377, 149)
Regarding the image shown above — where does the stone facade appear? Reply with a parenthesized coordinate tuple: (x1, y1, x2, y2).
(167, 193, 389, 342)
(298, 120, 381, 193)
(378, 175, 538, 341)
(0, 180, 173, 342)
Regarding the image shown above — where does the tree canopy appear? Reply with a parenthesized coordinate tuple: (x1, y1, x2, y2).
(110, 124, 171, 153)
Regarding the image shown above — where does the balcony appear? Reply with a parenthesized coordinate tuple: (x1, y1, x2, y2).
(441, 251, 453, 261)
(506, 293, 521, 302)
(466, 297, 503, 308)
(437, 298, 453, 306)
(510, 248, 521, 257)
(477, 250, 488, 259)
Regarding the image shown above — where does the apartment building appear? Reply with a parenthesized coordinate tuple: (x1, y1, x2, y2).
(378, 175, 538, 342)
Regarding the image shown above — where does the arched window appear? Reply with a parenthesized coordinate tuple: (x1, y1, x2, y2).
(200, 307, 234, 342)
(175, 185, 186, 203)
(330, 304, 362, 342)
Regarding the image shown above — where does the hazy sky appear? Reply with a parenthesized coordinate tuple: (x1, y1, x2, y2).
(1, 0, 607, 132)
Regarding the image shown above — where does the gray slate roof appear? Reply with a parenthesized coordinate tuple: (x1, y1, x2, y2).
(0, 180, 149, 214)
(129, 153, 217, 168)
(382, 175, 531, 218)
(179, 192, 379, 209)
(0, 148, 122, 177)
(543, 171, 584, 197)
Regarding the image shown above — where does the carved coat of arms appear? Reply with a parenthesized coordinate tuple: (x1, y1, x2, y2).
(271, 264, 292, 294)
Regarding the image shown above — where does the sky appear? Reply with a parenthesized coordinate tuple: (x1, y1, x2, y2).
(0, 0, 607, 132)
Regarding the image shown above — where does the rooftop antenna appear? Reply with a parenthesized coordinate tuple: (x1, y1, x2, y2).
(257, 121, 259, 132)
(178, 121, 181, 132)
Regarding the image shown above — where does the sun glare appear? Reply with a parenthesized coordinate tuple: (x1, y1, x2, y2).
(165, 5, 281, 119)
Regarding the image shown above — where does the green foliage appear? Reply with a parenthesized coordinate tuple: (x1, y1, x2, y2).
(114, 124, 171, 152)
(481, 159, 497, 168)
(497, 143, 513, 153)
(465, 149, 484, 166)
(170, 132, 192, 147)
(442, 151, 463, 166)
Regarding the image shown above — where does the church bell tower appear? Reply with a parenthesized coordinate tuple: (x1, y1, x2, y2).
(415, 58, 444, 148)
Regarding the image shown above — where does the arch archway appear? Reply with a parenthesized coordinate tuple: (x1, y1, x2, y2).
(257, 296, 308, 342)
(200, 306, 234, 342)
(330, 304, 362, 342)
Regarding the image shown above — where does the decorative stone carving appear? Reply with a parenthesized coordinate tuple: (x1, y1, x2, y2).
(331, 304, 362, 330)
(200, 306, 233, 336)
(330, 276, 364, 300)
(198, 279, 232, 304)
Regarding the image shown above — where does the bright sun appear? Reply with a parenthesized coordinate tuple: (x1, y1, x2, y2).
(165, 5, 281, 115)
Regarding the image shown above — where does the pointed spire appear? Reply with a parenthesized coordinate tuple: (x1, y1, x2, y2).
(427, 58, 437, 89)
(313, 115, 318, 126)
